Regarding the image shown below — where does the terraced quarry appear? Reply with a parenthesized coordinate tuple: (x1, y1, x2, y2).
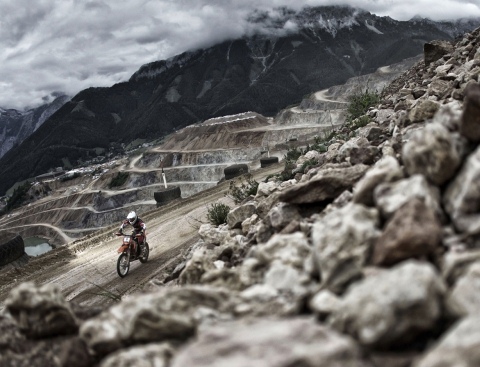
(0, 108, 343, 247)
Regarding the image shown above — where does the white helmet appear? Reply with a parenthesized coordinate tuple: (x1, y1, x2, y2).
(127, 211, 137, 225)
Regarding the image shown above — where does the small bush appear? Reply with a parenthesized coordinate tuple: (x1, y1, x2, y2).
(6, 181, 32, 211)
(284, 146, 303, 162)
(301, 158, 319, 173)
(227, 174, 259, 204)
(350, 115, 372, 129)
(309, 136, 328, 153)
(207, 202, 231, 226)
(346, 88, 380, 124)
(109, 172, 129, 189)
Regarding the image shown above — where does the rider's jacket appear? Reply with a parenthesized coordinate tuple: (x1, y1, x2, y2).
(119, 218, 146, 233)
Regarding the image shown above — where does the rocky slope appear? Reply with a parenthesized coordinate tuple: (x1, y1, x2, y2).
(1, 5, 478, 195)
(2, 24, 480, 367)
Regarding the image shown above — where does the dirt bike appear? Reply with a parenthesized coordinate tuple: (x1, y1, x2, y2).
(115, 232, 149, 277)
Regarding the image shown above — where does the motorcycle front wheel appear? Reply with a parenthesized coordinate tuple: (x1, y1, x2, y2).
(117, 253, 130, 277)
(139, 242, 149, 263)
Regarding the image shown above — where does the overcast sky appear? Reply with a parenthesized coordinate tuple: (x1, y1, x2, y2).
(1, 0, 479, 110)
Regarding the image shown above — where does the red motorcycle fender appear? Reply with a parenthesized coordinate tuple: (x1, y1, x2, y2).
(118, 244, 129, 253)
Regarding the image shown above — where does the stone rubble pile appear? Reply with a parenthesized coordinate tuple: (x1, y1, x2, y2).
(3, 27, 480, 367)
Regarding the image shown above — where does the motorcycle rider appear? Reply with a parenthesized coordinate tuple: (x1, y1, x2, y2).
(117, 211, 146, 257)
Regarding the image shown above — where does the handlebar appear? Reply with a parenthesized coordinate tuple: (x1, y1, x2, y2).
(115, 232, 143, 237)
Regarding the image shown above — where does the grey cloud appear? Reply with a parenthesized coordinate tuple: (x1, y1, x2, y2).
(51, 91, 66, 98)
(1, 0, 479, 109)
(84, 1, 111, 12)
(97, 65, 127, 76)
(0, 1, 53, 46)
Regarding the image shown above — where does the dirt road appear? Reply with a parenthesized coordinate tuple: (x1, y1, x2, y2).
(0, 163, 283, 310)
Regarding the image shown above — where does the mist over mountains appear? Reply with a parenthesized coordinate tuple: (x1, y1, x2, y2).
(0, 95, 70, 160)
(0, 5, 479, 195)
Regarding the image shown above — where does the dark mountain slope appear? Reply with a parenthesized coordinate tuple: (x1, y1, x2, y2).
(0, 6, 478, 195)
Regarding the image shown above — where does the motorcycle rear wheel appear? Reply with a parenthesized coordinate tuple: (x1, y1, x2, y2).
(117, 253, 130, 277)
(139, 242, 149, 263)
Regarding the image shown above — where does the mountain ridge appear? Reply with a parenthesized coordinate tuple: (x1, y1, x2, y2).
(0, 5, 479, 195)
(0, 95, 70, 159)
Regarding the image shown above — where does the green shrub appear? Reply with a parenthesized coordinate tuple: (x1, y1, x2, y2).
(284, 146, 303, 163)
(301, 158, 319, 173)
(207, 202, 231, 226)
(6, 181, 32, 211)
(350, 115, 372, 129)
(346, 89, 380, 124)
(309, 136, 328, 153)
(109, 172, 129, 189)
(227, 174, 259, 204)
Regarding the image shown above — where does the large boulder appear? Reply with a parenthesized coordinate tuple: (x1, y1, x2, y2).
(448, 261, 480, 316)
(352, 156, 404, 206)
(171, 318, 374, 367)
(408, 100, 440, 123)
(100, 342, 174, 367)
(179, 246, 216, 285)
(80, 286, 233, 356)
(328, 260, 448, 349)
(424, 40, 453, 65)
(460, 82, 480, 142)
(5, 282, 78, 339)
(444, 145, 480, 235)
(415, 316, 480, 367)
(235, 283, 303, 316)
(278, 164, 369, 204)
(311, 203, 380, 293)
(371, 198, 443, 266)
(374, 174, 442, 220)
(265, 202, 302, 231)
(402, 122, 461, 186)
(441, 249, 480, 286)
(252, 232, 311, 270)
(227, 203, 257, 229)
(198, 224, 229, 246)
